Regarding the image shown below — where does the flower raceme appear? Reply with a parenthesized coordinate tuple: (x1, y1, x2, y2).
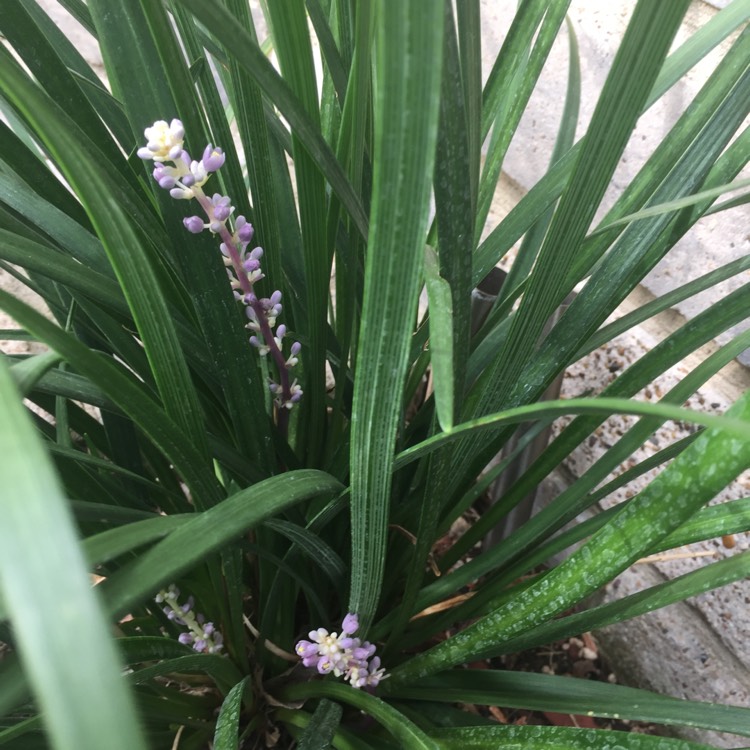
(295, 613, 388, 690)
(155, 585, 223, 655)
(138, 119, 302, 417)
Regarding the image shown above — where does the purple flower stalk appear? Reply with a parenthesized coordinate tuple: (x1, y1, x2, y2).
(295, 613, 388, 690)
(138, 119, 302, 432)
(155, 585, 223, 655)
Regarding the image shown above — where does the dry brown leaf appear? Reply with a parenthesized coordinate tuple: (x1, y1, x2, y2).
(410, 592, 475, 621)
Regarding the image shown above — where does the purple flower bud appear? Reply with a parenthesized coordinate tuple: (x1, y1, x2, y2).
(351, 642, 376, 661)
(193, 639, 207, 653)
(291, 342, 301, 356)
(236, 216, 254, 243)
(183, 216, 205, 233)
(341, 613, 359, 635)
(203, 622, 215, 636)
(152, 165, 176, 189)
(214, 206, 231, 222)
(178, 632, 194, 645)
(276, 324, 286, 339)
(286, 345, 301, 368)
(296, 640, 319, 658)
(181, 173, 196, 187)
(261, 295, 282, 320)
(211, 194, 233, 221)
(249, 336, 261, 348)
(249, 247, 264, 261)
(202, 145, 226, 172)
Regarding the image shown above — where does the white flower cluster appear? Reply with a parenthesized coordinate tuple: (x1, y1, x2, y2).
(295, 613, 388, 689)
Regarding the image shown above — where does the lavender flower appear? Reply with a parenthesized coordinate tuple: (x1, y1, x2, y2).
(295, 613, 389, 690)
(201, 145, 225, 172)
(183, 215, 205, 234)
(155, 585, 223, 655)
(138, 119, 302, 426)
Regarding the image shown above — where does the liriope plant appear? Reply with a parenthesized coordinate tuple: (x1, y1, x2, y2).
(1, 1, 750, 748)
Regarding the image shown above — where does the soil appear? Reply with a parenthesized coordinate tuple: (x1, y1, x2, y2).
(467, 632, 662, 736)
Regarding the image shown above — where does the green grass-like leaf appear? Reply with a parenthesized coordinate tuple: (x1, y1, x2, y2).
(389, 387, 750, 685)
(100, 470, 342, 619)
(0, 44, 213, 472)
(431, 724, 715, 749)
(213, 677, 250, 750)
(348, 1, 445, 629)
(0, 357, 146, 750)
(424, 245, 455, 432)
(397, 668, 750, 739)
(493, 549, 750, 658)
(175, 0, 368, 238)
(295, 699, 344, 750)
(0, 289, 224, 507)
(281, 681, 440, 750)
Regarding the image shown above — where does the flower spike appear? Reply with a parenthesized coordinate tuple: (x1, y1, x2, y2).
(155, 585, 223, 655)
(138, 119, 302, 431)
